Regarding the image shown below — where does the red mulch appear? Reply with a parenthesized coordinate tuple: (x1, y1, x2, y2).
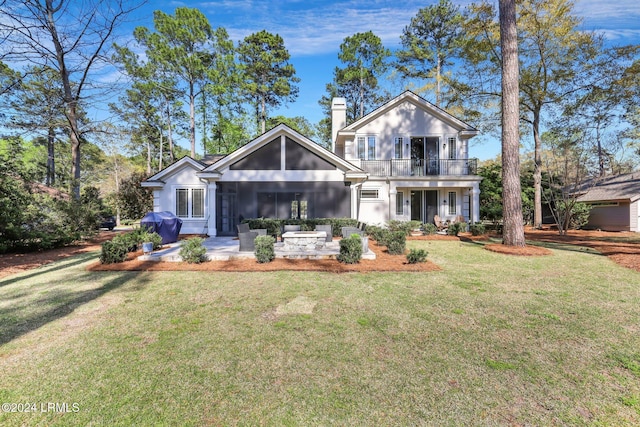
(86, 239, 442, 274)
(2, 228, 639, 278)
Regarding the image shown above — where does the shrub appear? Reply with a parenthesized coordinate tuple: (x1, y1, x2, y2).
(422, 223, 437, 235)
(366, 225, 390, 244)
(111, 233, 138, 252)
(406, 248, 428, 264)
(337, 234, 362, 264)
(447, 222, 467, 236)
(143, 231, 163, 250)
(179, 237, 207, 263)
(386, 231, 407, 255)
(100, 240, 128, 264)
(387, 220, 421, 235)
(254, 235, 276, 263)
(469, 223, 486, 236)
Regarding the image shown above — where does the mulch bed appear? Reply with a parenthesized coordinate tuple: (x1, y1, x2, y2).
(3, 228, 640, 277)
(484, 243, 553, 256)
(86, 240, 442, 273)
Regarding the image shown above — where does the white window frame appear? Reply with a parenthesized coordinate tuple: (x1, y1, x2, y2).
(448, 191, 457, 215)
(175, 187, 206, 219)
(396, 192, 404, 215)
(448, 137, 457, 160)
(360, 189, 380, 200)
(394, 137, 404, 159)
(357, 135, 376, 160)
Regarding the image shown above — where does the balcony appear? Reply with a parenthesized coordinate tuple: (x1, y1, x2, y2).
(352, 158, 478, 177)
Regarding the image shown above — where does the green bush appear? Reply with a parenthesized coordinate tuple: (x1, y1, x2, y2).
(366, 225, 390, 244)
(179, 237, 207, 263)
(337, 234, 362, 264)
(143, 231, 163, 250)
(469, 223, 486, 236)
(386, 231, 407, 255)
(406, 248, 428, 264)
(254, 235, 276, 263)
(111, 233, 138, 252)
(243, 218, 358, 237)
(422, 223, 437, 235)
(100, 240, 129, 264)
(447, 222, 467, 236)
(387, 220, 422, 235)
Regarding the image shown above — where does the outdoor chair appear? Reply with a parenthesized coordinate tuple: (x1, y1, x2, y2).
(434, 215, 447, 231)
(314, 224, 333, 242)
(238, 231, 258, 252)
(341, 226, 364, 238)
(237, 223, 251, 234)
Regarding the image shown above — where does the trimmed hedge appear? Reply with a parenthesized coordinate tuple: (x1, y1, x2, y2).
(406, 248, 428, 264)
(469, 223, 486, 236)
(337, 234, 362, 264)
(386, 231, 407, 255)
(179, 237, 207, 263)
(254, 235, 275, 263)
(99, 240, 129, 264)
(243, 218, 358, 237)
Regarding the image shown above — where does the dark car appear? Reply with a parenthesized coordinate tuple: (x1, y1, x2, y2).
(99, 216, 116, 231)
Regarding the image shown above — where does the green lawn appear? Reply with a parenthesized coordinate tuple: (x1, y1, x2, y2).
(1, 240, 640, 425)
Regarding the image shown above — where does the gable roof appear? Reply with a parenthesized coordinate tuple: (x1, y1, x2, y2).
(340, 90, 479, 135)
(142, 156, 205, 187)
(203, 123, 364, 174)
(577, 172, 640, 203)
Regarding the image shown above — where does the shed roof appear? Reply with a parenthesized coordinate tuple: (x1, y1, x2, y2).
(577, 172, 640, 203)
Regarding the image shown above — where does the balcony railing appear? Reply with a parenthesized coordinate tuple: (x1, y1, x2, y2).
(353, 158, 478, 177)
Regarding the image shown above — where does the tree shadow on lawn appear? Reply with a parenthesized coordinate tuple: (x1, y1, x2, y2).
(0, 252, 98, 288)
(0, 270, 148, 346)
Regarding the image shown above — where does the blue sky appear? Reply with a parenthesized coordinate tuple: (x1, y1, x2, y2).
(120, 0, 640, 159)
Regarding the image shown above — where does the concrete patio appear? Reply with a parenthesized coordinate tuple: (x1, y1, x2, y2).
(137, 236, 376, 262)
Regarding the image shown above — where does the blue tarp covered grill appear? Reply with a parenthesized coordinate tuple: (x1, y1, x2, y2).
(140, 211, 183, 244)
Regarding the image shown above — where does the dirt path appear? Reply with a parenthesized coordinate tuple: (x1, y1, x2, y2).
(1, 229, 639, 278)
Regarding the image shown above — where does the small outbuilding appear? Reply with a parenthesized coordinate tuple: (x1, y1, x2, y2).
(577, 172, 640, 232)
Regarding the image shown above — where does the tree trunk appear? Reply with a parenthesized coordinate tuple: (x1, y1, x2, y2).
(68, 103, 82, 200)
(436, 53, 442, 107)
(189, 81, 196, 158)
(533, 110, 542, 229)
(159, 128, 163, 171)
(47, 126, 55, 186)
(146, 138, 151, 175)
(166, 97, 174, 163)
(260, 96, 266, 134)
(499, 0, 526, 247)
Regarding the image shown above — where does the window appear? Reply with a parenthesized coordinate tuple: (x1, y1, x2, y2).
(448, 137, 457, 160)
(192, 189, 204, 218)
(448, 191, 457, 215)
(176, 188, 205, 219)
(396, 192, 404, 215)
(360, 189, 379, 199)
(357, 136, 376, 160)
(176, 189, 188, 218)
(394, 137, 403, 159)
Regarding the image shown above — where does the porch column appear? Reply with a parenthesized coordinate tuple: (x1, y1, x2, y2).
(350, 183, 359, 219)
(207, 182, 217, 237)
(470, 186, 480, 224)
(389, 188, 397, 221)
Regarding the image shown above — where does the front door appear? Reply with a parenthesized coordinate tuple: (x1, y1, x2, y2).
(411, 190, 438, 223)
(216, 193, 237, 236)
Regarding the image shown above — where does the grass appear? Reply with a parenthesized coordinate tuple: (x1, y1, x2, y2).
(1, 240, 640, 425)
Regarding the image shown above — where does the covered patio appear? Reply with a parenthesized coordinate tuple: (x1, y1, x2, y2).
(137, 236, 376, 262)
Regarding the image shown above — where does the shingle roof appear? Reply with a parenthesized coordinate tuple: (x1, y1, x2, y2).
(576, 172, 640, 203)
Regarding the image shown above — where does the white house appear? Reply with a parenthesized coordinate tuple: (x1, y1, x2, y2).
(142, 91, 482, 235)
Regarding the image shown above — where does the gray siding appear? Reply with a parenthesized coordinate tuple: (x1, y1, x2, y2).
(230, 137, 281, 170)
(586, 203, 630, 231)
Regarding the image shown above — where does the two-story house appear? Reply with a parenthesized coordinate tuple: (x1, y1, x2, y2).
(142, 91, 481, 235)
